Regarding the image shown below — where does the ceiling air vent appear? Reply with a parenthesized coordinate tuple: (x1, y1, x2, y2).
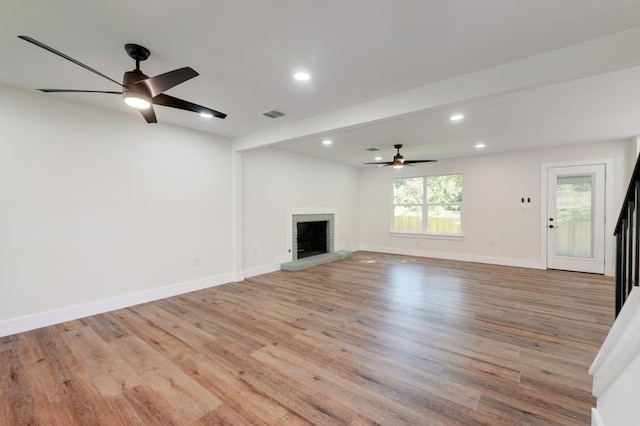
(262, 109, 286, 119)
(366, 147, 379, 151)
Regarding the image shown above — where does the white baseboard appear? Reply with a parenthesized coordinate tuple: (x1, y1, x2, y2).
(243, 263, 280, 278)
(591, 408, 605, 426)
(358, 245, 544, 270)
(231, 271, 245, 282)
(0, 273, 233, 338)
(242, 254, 291, 278)
(242, 246, 541, 279)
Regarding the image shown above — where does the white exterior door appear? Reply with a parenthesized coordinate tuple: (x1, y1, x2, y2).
(546, 164, 605, 274)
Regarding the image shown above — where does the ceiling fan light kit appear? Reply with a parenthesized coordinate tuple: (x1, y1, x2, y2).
(123, 95, 151, 109)
(364, 144, 437, 168)
(122, 75, 152, 109)
(121, 52, 153, 110)
(17, 36, 227, 123)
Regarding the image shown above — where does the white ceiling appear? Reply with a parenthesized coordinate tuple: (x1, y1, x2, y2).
(2, 1, 640, 167)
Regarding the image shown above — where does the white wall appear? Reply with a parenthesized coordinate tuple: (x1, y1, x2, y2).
(358, 140, 630, 271)
(241, 147, 360, 277)
(0, 85, 234, 335)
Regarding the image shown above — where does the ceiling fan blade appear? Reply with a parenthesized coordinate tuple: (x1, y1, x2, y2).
(18, 35, 123, 88)
(403, 160, 438, 164)
(38, 89, 122, 94)
(364, 161, 393, 166)
(152, 94, 227, 119)
(137, 67, 199, 98)
(139, 106, 157, 124)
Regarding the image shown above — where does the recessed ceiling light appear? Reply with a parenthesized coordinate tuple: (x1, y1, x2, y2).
(375, 156, 382, 161)
(475, 143, 486, 149)
(294, 72, 311, 81)
(200, 112, 213, 119)
(322, 139, 332, 145)
(450, 114, 464, 122)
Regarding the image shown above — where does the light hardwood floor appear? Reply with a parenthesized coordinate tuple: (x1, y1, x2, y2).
(0, 252, 614, 425)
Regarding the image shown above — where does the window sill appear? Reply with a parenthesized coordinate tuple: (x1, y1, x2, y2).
(389, 232, 464, 241)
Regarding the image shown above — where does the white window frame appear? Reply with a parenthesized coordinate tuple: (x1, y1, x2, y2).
(391, 173, 463, 237)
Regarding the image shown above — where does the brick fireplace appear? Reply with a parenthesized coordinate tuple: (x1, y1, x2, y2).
(291, 213, 334, 260)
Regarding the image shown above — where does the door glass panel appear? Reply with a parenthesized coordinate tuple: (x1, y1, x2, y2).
(556, 174, 593, 258)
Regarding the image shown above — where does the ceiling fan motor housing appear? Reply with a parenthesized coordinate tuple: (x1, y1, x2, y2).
(393, 144, 405, 164)
(122, 69, 151, 102)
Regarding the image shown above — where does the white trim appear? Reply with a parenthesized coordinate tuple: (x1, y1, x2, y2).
(540, 158, 614, 276)
(0, 273, 233, 338)
(390, 232, 464, 241)
(243, 263, 280, 279)
(231, 150, 244, 282)
(591, 408, 605, 426)
(244, 253, 291, 279)
(359, 245, 544, 270)
(590, 287, 640, 395)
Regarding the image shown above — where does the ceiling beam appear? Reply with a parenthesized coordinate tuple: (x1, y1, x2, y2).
(233, 25, 640, 152)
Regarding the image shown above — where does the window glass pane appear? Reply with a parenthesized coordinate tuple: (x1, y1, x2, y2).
(427, 205, 461, 234)
(426, 175, 462, 204)
(394, 205, 422, 232)
(556, 174, 593, 257)
(393, 177, 424, 204)
(392, 174, 462, 234)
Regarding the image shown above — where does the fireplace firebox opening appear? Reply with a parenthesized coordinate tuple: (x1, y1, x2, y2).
(297, 221, 328, 259)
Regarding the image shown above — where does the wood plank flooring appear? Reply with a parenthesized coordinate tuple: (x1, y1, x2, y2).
(0, 252, 614, 425)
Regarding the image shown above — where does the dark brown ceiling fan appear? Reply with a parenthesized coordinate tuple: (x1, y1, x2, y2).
(364, 144, 436, 168)
(18, 35, 227, 123)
